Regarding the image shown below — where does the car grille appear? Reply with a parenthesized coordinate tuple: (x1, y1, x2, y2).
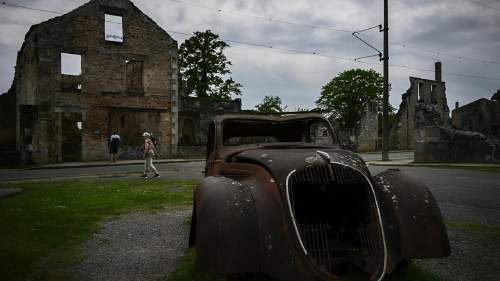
(287, 163, 378, 275)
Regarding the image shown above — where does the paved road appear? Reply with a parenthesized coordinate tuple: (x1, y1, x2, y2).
(369, 166, 500, 225)
(2, 159, 498, 226)
(0, 161, 205, 181)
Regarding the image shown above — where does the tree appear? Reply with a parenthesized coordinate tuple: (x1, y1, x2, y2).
(255, 95, 287, 113)
(492, 89, 500, 102)
(179, 30, 242, 101)
(316, 68, 383, 130)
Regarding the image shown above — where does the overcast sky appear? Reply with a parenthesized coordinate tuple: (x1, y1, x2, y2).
(0, 0, 499, 111)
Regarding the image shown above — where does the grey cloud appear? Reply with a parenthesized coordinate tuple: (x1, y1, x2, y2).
(0, 0, 499, 109)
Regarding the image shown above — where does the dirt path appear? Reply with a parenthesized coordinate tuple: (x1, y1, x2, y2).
(71, 208, 192, 281)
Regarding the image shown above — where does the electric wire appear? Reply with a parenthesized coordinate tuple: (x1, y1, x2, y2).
(466, 0, 500, 11)
(168, 0, 500, 65)
(3, 0, 500, 65)
(1, 1, 500, 81)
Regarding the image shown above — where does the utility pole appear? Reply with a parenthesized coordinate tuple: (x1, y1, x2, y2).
(382, 0, 390, 161)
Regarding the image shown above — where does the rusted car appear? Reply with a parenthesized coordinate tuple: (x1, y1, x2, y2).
(189, 113, 450, 281)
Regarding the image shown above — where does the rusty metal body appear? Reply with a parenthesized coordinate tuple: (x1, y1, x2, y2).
(189, 114, 450, 281)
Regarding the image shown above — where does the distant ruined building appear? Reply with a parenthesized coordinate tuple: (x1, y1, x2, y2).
(332, 102, 379, 152)
(452, 98, 500, 141)
(390, 62, 499, 163)
(391, 62, 450, 150)
(178, 94, 242, 156)
(0, 0, 179, 164)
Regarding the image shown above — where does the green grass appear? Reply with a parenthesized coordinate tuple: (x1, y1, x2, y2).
(0, 178, 198, 281)
(416, 165, 500, 173)
(446, 220, 500, 235)
(168, 249, 442, 281)
(168, 248, 222, 281)
(340, 262, 442, 281)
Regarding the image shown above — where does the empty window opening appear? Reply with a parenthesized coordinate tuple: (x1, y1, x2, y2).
(125, 60, 143, 92)
(61, 53, 81, 75)
(77, 122, 83, 130)
(105, 14, 123, 42)
(417, 83, 422, 101)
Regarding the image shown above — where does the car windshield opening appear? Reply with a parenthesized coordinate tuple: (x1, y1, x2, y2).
(223, 118, 335, 146)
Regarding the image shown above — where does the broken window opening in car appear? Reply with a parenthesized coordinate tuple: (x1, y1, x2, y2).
(222, 118, 336, 146)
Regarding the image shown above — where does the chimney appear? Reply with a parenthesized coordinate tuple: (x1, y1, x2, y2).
(455, 101, 459, 110)
(435, 61, 442, 82)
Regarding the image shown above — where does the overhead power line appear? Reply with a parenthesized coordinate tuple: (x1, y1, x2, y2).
(1, 1, 60, 14)
(466, 0, 500, 11)
(169, 0, 352, 33)
(168, 0, 500, 65)
(1, 1, 500, 82)
(3, 1, 499, 64)
(169, 30, 500, 81)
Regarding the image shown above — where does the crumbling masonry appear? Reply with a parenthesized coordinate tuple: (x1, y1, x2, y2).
(0, 0, 179, 164)
(390, 62, 499, 162)
(391, 62, 450, 150)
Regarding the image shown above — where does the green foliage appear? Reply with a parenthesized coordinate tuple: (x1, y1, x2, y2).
(446, 220, 500, 235)
(179, 30, 242, 101)
(492, 89, 500, 102)
(316, 68, 383, 130)
(0, 179, 198, 281)
(255, 95, 287, 113)
(341, 262, 442, 281)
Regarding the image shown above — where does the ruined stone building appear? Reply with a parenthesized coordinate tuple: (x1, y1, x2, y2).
(405, 64, 500, 163)
(391, 62, 450, 150)
(331, 102, 378, 152)
(452, 98, 500, 140)
(356, 102, 379, 151)
(414, 99, 499, 163)
(178, 95, 241, 156)
(0, 0, 178, 164)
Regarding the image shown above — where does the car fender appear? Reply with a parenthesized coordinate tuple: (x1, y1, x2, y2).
(195, 176, 260, 273)
(374, 168, 451, 270)
(195, 163, 320, 280)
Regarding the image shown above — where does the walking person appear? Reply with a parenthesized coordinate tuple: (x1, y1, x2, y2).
(141, 132, 160, 178)
(109, 132, 121, 162)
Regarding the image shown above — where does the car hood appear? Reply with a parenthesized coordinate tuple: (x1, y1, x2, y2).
(235, 148, 370, 188)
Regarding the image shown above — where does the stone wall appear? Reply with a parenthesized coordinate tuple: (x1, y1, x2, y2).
(4, 0, 178, 164)
(357, 102, 379, 151)
(452, 98, 500, 140)
(330, 102, 379, 152)
(0, 89, 17, 152)
(391, 62, 450, 150)
(178, 96, 241, 156)
(415, 103, 499, 163)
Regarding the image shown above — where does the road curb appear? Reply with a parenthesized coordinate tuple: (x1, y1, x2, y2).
(22, 159, 205, 171)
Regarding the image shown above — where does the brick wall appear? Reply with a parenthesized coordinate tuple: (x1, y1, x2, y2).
(8, 0, 178, 164)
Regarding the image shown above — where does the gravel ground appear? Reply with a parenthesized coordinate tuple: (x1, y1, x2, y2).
(417, 226, 500, 281)
(72, 208, 192, 281)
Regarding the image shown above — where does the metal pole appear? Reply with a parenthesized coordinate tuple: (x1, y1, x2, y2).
(382, 0, 390, 161)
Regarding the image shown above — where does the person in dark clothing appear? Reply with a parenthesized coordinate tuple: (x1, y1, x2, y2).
(109, 132, 121, 162)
